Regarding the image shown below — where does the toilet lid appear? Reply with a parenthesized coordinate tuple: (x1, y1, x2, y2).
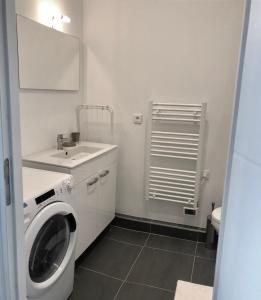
(212, 207, 222, 223)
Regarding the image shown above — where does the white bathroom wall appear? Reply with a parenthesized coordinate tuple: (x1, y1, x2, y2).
(83, 0, 244, 228)
(16, 0, 83, 156)
(215, 1, 261, 299)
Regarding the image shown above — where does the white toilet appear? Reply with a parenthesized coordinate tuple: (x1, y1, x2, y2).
(211, 207, 222, 233)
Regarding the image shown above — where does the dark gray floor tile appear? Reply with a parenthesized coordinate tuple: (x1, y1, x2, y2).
(115, 282, 174, 300)
(146, 234, 196, 255)
(106, 226, 149, 246)
(151, 223, 198, 241)
(127, 247, 194, 291)
(80, 238, 141, 279)
(112, 217, 151, 232)
(71, 268, 122, 300)
(196, 243, 217, 260)
(192, 257, 216, 286)
(198, 232, 207, 242)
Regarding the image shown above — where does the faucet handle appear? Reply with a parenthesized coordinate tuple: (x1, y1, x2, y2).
(57, 134, 63, 140)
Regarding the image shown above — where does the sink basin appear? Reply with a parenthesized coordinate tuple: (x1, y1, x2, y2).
(52, 146, 101, 160)
(23, 141, 118, 169)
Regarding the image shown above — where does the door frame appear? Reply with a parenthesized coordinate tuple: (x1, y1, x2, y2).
(213, 0, 251, 298)
(0, 0, 26, 299)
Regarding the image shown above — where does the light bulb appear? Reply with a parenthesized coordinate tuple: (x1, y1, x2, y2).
(61, 15, 71, 24)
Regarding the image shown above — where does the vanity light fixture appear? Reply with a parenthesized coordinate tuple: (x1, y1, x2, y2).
(51, 14, 71, 28)
(61, 15, 71, 24)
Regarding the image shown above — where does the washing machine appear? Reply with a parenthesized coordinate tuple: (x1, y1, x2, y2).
(23, 167, 77, 300)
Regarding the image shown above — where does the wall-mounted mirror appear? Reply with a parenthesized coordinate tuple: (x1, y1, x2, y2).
(16, 15, 80, 91)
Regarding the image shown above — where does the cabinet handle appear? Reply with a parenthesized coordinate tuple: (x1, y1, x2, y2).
(99, 170, 110, 178)
(87, 177, 99, 187)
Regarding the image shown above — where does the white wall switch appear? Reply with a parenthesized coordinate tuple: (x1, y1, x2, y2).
(133, 113, 143, 124)
(202, 169, 210, 181)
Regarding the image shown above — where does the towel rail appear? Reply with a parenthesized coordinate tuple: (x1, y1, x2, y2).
(153, 107, 202, 112)
(149, 192, 194, 202)
(151, 154, 198, 160)
(149, 196, 194, 205)
(151, 140, 199, 147)
(153, 102, 202, 107)
(152, 117, 201, 122)
(152, 131, 199, 137)
(149, 187, 195, 197)
(151, 135, 199, 142)
(151, 145, 198, 152)
(151, 149, 198, 156)
(145, 101, 207, 208)
(149, 183, 195, 193)
(76, 104, 114, 135)
(150, 166, 196, 174)
(149, 175, 196, 184)
(149, 179, 195, 188)
(152, 113, 200, 117)
(150, 170, 196, 179)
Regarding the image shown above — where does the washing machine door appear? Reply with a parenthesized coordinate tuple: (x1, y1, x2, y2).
(25, 202, 77, 298)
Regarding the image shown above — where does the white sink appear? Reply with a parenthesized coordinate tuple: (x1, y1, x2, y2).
(23, 142, 118, 169)
(51, 146, 102, 160)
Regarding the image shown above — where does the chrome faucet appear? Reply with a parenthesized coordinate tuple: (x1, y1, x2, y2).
(57, 134, 77, 150)
(57, 134, 68, 150)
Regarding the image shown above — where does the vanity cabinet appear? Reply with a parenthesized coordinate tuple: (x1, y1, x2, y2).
(97, 163, 117, 236)
(72, 150, 117, 259)
(74, 174, 98, 258)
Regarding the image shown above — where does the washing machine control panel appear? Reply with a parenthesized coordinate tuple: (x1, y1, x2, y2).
(55, 177, 74, 198)
(23, 176, 74, 230)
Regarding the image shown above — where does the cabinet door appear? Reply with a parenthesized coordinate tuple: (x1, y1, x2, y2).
(96, 162, 117, 235)
(74, 174, 99, 259)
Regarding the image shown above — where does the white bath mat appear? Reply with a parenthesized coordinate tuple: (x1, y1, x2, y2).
(174, 280, 213, 300)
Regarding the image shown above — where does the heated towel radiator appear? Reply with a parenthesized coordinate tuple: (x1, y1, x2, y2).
(145, 101, 207, 210)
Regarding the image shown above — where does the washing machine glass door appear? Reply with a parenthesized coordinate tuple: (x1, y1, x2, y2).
(26, 202, 77, 298)
(29, 214, 70, 283)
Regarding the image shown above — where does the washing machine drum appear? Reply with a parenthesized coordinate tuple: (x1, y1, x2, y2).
(25, 202, 77, 298)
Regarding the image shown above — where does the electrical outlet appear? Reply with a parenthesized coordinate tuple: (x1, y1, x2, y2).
(183, 207, 198, 216)
(133, 113, 143, 124)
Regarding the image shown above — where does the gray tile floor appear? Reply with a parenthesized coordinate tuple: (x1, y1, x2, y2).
(70, 226, 216, 300)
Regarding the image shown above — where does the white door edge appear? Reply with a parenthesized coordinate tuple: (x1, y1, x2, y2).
(213, 1, 252, 299)
(0, 0, 26, 299)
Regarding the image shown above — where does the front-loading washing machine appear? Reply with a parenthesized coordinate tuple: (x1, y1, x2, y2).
(23, 167, 77, 300)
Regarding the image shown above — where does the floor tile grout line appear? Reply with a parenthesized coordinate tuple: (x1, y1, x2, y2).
(111, 225, 150, 235)
(144, 232, 150, 247)
(79, 264, 174, 294)
(190, 241, 198, 282)
(78, 263, 175, 294)
(104, 237, 147, 248)
(194, 241, 198, 256)
(195, 255, 216, 261)
(111, 225, 202, 243)
(78, 266, 123, 282)
(113, 220, 205, 235)
(126, 233, 151, 282)
(148, 231, 199, 243)
(126, 280, 174, 294)
(104, 236, 199, 258)
(106, 232, 216, 260)
(113, 233, 151, 300)
(145, 245, 197, 258)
